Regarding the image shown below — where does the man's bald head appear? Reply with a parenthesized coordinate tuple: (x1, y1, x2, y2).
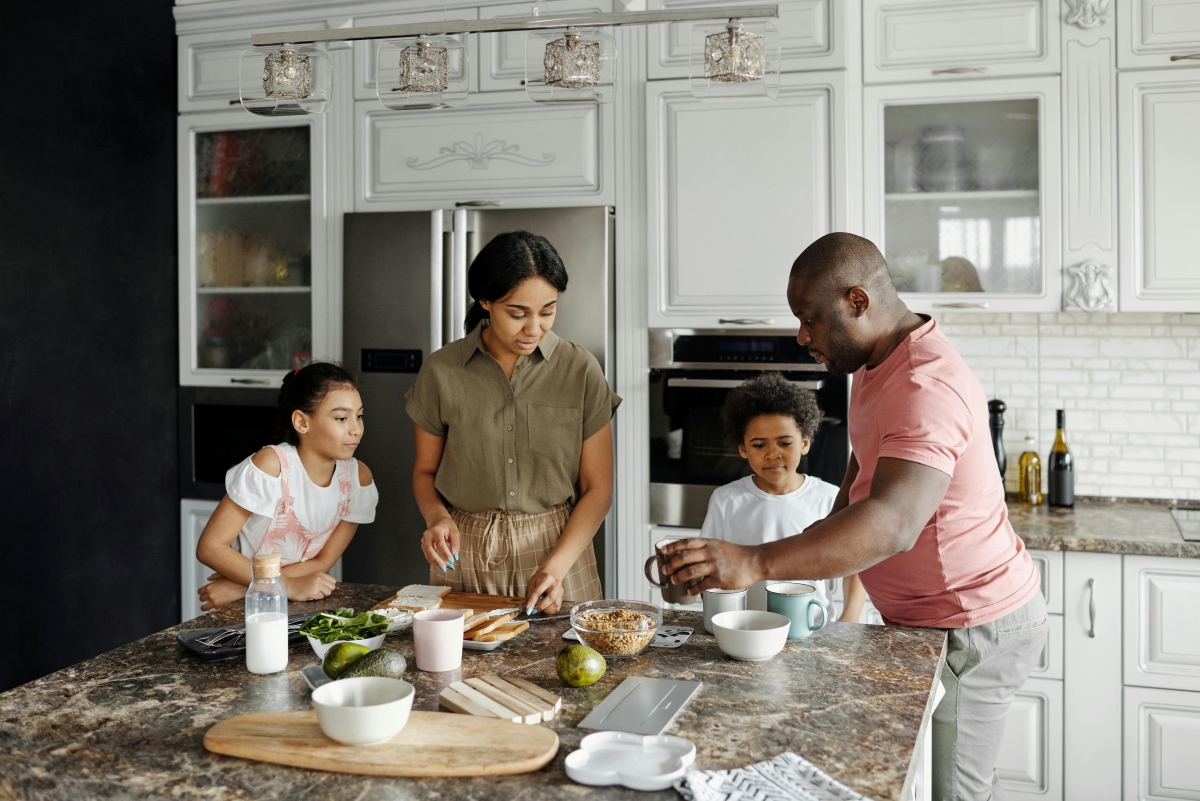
(789, 232, 897, 305)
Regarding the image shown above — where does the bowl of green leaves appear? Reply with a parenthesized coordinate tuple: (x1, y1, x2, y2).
(300, 608, 390, 659)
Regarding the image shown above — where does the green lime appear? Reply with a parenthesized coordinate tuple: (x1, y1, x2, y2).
(322, 642, 371, 679)
(555, 644, 606, 688)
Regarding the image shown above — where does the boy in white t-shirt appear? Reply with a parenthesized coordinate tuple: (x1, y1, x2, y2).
(700, 373, 866, 622)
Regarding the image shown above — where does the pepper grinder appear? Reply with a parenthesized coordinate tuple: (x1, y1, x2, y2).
(987, 399, 1007, 479)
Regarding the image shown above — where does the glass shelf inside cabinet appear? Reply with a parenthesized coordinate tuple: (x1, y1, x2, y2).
(194, 126, 312, 372)
(882, 99, 1041, 295)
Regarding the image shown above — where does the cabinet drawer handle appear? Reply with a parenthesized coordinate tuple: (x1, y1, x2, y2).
(230, 378, 272, 385)
(1170, 53, 1200, 61)
(718, 318, 774, 325)
(931, 67, 987, 75)
(1087, 578, 1096, 638)
(932, 302, 990, 309)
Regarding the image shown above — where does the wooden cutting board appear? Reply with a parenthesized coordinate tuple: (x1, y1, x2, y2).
(373, 591, 526, 615)
(204, 710, 558, 777)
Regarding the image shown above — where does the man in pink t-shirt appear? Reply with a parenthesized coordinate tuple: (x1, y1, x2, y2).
(663, 233, 1047, 801)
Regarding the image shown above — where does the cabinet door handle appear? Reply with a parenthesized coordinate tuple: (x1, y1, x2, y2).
(1087, 578, 1096, 638)
(230, 378, 272, 385)
(1170, 53, 1200, 61)
(718, 318, 774, 325)
(931, 67, 987, 75)
(932, 302, 990, 309)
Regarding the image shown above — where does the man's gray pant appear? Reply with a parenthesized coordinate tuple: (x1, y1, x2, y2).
(932, 591, 1049, 801)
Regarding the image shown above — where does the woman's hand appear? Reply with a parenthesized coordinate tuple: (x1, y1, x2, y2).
(284, 572, 336, 601)
(198, 574, 248, 611)
(420, 516, 460, 569)
(523, 569, 564, 615)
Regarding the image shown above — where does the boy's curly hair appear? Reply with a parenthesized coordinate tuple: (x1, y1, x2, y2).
(721, 372, 824, 445)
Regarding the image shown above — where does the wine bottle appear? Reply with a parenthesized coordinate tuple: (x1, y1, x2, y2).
(1048, 410, 1075, 507)
(1018, 435, 1042, 506)
(987, 399, 1007, 479)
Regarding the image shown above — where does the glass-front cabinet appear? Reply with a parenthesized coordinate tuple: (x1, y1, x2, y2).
(864, 77, 1061, 312)
(178, 110, 328, 386)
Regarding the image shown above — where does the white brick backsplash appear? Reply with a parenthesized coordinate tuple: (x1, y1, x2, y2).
(936, 312, 1200, 501)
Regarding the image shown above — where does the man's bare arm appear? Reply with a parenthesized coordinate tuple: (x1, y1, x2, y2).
(661, 457, 951, 592)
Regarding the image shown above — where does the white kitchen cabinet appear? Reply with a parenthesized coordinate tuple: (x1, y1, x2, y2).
(479, 0, 612, 92)
(646, 0, 856, 79)
(352, 8, 477, 102)
(180, 499, 219, 622)
(1030, 613, 1063, 681)
(1124, 686, 1200, 801)
(1030, 549, 1063, 614)
(1118, 0, 1200, 71)
(1118, 70, 1200, 312)
(1124, 555, 1200, 693)
(177, 108, 336, 387)
(1063, 551, 1122, 801)
(355, 91, 613, 210)
(646, 71, 858, 328)
(864, 76, 1061, 313)
(996, 677, 1063, 801)
(862, 0, 1059, 85)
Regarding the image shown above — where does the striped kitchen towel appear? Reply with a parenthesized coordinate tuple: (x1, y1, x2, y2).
(674, 752, 876, 801)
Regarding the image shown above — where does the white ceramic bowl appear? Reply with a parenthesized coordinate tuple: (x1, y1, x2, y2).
(306, 633, 386, 660)
(311, 676, 414, 745)
(710, 610, 791, 662)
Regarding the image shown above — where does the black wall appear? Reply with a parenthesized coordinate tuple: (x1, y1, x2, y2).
(0, 3, 178, 692)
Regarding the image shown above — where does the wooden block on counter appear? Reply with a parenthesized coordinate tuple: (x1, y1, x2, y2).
(447, 681, 523, 723)
(439, 686, 499, 720)
(479, 675, 555, 722)
(464, 678, 542, 724)
(501, 676, 562, 715)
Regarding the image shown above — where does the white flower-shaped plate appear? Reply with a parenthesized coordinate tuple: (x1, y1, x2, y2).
(565, 731, 696, 792)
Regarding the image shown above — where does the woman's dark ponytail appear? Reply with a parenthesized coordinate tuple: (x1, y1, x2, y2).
(464, 231, 569, 333)
(273, 362, 358, 445)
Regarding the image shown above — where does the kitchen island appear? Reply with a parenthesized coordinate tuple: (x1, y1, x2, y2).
(0, 584, 945, 801)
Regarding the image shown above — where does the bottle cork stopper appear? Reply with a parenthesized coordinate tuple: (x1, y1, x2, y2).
(252, 553, 282, 578)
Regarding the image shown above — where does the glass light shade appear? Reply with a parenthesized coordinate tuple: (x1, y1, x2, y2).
(525, 27, 616, 104)
(239, 45, 331, 116)
(376, 36, 468, 110)
(689, 20, 779, 100)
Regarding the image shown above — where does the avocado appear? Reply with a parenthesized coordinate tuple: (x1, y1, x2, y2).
(337, 648, 407, 680)
(556, 644, 606, 687)
(322, 642, 372, 679)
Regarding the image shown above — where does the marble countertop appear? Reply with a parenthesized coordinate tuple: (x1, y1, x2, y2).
(0, 584, 946, 801)
(1007, 498, 1200, 558)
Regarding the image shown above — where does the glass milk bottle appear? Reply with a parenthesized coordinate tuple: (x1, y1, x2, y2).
(245, 553, 288, 675)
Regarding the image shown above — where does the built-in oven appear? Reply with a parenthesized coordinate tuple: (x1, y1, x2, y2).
(179, 386, 279, 501)
(649, 329, 849, 529)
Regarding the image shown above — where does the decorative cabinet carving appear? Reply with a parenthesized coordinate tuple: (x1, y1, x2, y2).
(479, 0, 611, 92)
(646, 71, 857, 327)
(996, 678, 1063, 800)
(1124, 556, 1200, 693)
(863, 0, 1060, 84)
(1118, 0, 1200, 70)
(1065, 0, 1111, 30)
(1064, 261, 1117, 312)
(357, 93, 611, 209)
(1124, 687, 1200, 801)
(1118, 71, 1200, 311)
(646, 0, 853, 78)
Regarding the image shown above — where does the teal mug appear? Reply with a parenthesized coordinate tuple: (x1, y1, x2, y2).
(766, 582, 828, 639)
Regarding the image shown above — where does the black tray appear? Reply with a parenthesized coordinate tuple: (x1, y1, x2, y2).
(177, 612, 320, 660)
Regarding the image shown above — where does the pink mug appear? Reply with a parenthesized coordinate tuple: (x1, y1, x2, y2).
(413, 609, 464, 672)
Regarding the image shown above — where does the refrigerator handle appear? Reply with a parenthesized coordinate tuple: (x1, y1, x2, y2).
(452, 208, 469, 338)
(430, 210, 444, 354)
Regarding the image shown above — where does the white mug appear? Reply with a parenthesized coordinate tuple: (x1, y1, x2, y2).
(702, 588, 748, 634)
(413, 609, 463, 672)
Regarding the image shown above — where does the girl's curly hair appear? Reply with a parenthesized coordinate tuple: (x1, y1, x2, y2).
(721, 372, 824, 445)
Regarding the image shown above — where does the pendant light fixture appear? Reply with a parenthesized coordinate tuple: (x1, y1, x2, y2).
(525, 26, 616, 104)
(243, 4, 777, 115)
(376, 35, 469, 110)
(689, 18, 779, 100)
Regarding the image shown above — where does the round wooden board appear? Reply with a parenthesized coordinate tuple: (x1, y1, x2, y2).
(204, 710, 559, 777)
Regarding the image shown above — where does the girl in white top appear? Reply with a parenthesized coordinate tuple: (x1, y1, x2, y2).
(700, 373, 866, 621)
(196, 363, 379, 610)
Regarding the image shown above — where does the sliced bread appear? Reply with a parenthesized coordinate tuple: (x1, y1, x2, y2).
(471, 621, 529, 643)
(399, 584, 452, 599)
(466, 612, 516, 638)
(388, 596, 443, 612)
(462, 612, 490, 631)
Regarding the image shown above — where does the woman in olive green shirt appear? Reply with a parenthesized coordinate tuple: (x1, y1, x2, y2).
(406, 231, 621, 615)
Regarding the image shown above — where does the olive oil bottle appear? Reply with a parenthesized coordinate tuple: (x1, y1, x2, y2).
(1048, 410, 1075, 507)
(1018, 434, 1043, 505)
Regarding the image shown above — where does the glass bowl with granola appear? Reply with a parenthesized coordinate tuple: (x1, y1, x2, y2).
(570, 600, 662, 658)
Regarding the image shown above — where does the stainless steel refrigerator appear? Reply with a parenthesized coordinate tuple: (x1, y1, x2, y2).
(342, 206, 615, 590)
